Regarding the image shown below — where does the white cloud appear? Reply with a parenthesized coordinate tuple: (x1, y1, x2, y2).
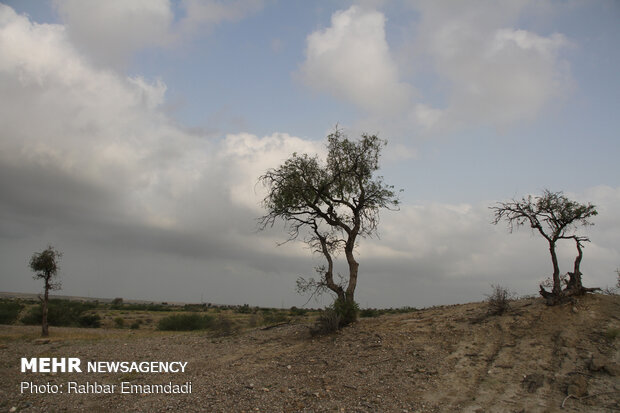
(410, 0, 573, 129)
(220, 133, 324, 212)
(52, 0, 265, 67)
(53, 0, 173, 67)
(179, 0, 264, 36)
(0, 4, 324, 264)
(299, 6, 411, 115)
(301, 2, 573, 135)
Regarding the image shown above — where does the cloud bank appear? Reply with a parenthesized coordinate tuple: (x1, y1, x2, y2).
(1, 4, 618, 308)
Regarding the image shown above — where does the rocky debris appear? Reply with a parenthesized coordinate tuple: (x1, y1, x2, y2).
(566, 375, 588, 397)
(1, 294, 618, 412)
(589, 353, 620, 376)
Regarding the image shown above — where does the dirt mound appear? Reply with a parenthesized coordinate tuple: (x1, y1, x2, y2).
(1, 294, 619, 412)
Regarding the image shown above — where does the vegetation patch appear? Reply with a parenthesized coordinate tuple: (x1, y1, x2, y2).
(157, 313, 215, 331)
(0, 299, 24, 324)
(21, 299, 101, 328)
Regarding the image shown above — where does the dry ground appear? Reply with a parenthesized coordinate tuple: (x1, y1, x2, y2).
(1, 294, 619, 412)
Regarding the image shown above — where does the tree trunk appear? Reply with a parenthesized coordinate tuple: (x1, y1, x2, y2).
(316, 232, 345, 302)
(549, 241, 562, 295)
(42, 276, 50, 337)
(344, 243, 358, 304)
(565, 238, 585, 294)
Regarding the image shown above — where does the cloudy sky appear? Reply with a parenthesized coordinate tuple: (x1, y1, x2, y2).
(1, 0, 619, 308)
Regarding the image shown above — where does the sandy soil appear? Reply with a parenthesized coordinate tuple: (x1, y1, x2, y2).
(1, 294, 619, 412)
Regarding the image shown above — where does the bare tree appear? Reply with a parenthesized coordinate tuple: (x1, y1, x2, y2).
(29, 245, 63, 337)
(259, 129, 400, 324)
(491, 190, 597, 304)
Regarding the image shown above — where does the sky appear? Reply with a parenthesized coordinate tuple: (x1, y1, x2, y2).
(0, 0, 619, 308)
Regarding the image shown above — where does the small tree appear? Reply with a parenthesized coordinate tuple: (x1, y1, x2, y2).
(491, 190, 597, 304)
(29, 246, 62, 336)
(259, 129, 400, 325)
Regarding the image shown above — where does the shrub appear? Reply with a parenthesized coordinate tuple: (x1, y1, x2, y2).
(310, 308, 341, 337)
(111, 297, 123, 308)
(289, 306, 308, 316)
(359, 308, 381, 318)
(333, 298, 359, 326)
(212, 315, 235, 336)
(235, 304, 252, 314)
(21, 299, 99, 327)
(113, 317, 125, 328)
(157, 314, 214, 331)
(78, 313, 102, 328)
(486, 284, 515, 315)
(130, 321, 141, 330)
(0, 300, 24, 324)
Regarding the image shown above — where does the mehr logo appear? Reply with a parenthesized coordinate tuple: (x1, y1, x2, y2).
(21, 358, 82, 373)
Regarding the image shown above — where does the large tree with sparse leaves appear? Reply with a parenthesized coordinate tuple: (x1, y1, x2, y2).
(259, 129, 400, 323)
(491, 190, 598, 304)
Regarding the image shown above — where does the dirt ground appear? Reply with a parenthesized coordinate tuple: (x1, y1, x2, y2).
(1, 294, 619, 412)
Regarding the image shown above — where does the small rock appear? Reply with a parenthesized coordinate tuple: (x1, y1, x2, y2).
(567, 375, 588, 397)
(589, 354, 607, 372)
(286, 365, 292, 370)
(9, 407, 17, 413)
(34, 338, 50, 345)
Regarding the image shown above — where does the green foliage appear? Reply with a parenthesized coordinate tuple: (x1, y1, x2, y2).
(359, 308, 381, 318)
(259, 130, 401, 305)
(111, 297, 123, 308)
(492, 190, 597, 236)
(289, 306, 308, 316)
(78, 313, 101, 328)
(0, 300, 24, 324)
(333, 298, 359, 326)
(235, 304, 253, 314)
(21, 299, 99, 327)
(113, 317, 125, 328)
(183, 303, 207, 312)
(358, 306, 419, 318)
(118, 303, 172, 312)
(130, 321, 141, 330)
(157, 313, 214, 331)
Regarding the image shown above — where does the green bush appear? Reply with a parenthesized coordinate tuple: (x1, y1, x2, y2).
(359, 308, 381, 318)
(113, 317, 125, 328)
(289, 306, 308, 316)
(235, 304, 252, 314)
(157, 314, 214, 331)
(0, 300, 24, 324)
(21, 299, 99, 328)
(333, 298, 359, 326)
(78, 313, 102, 328)
(130, 321, 141, 330)
(121, 303, 172, 312)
